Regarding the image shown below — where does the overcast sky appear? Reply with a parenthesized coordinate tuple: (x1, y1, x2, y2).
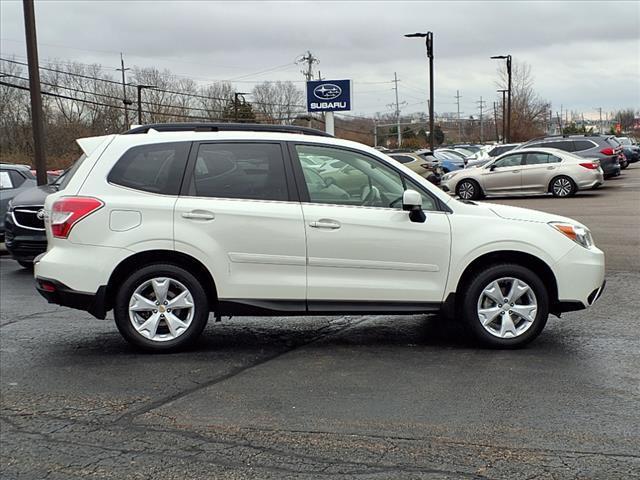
(1, 0, 638, 119)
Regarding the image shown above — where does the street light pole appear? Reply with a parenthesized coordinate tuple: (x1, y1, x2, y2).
(405, 31, 434, 151)
(136, 85, 155, 124)
(491, 54, 512, 143)
(497, 89, 508, 143)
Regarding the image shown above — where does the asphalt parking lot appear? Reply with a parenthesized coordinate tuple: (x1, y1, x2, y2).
(1, 166, 639, 479)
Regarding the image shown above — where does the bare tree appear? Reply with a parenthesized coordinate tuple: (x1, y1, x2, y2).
(198, 82, 233, 120)
(251, 81, 304, 124)
(497, 61, 550, 141)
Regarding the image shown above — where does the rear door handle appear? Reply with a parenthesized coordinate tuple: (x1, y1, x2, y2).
(512, 170, 520, 173)
(182, 211, 215, 220)
(309, 220, 341, 230)
(547, 166, 556, 170)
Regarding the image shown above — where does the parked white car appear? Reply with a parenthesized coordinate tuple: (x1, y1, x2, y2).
(35, 124, 605, 351)
(441, 148, 604, 199)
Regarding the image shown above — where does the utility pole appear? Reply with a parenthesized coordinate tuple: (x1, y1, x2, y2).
(299, 50, 319, 81)
(493, 101, 499, 141)
(476, 96, 486, 143)
(136, 85, 155, 124)
(455, 90, 462, 141)
(116, 53, 132, 128)
(298, 51, 319, 128)
(557, 111, 563, 133)
(393, 72, 401, 147)
(373, 120, 378, 147)
(595, 107, 603, 133)
(22, 0, 47, 185)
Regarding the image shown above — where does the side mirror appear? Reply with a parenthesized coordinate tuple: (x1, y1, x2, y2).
(489, 164, 497, 171)
(324, 177, 335, 188)
(402, 189, 426, 223)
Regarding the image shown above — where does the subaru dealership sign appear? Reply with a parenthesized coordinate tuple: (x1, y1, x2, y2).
(306, 79, 351, 112)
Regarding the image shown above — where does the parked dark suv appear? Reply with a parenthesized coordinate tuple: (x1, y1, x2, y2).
(4, 171, 67, 268)
(517, 135, 622, 178)
(1, 164, 37, 242)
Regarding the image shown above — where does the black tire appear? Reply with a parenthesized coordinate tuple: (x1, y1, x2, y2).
(114, 263, 209, 352)
(549, 175, 577, 197)
(18, 260, 34, 269)
(456, 179, 482, 200)
(460, 263, 549, 349)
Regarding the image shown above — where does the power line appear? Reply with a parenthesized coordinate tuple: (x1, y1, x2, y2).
(0, 57, 309, 109)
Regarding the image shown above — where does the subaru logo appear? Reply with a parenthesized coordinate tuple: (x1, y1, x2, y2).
(313, 83, 342, 100)
(36, 209, 45, 220)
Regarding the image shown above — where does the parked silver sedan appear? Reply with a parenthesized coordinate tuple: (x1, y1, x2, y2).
(441, 148, 604, 199)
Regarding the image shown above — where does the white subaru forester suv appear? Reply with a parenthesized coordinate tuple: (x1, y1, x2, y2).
(34, 123, 605, 351)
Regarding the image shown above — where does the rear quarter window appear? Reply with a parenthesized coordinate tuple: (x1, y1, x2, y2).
(574, 140, 596, 151)
(108, 142, 190, 195)
(389, 155, 415, 164)
(543, 141, 574, 152)
(0, 170, 14, 189)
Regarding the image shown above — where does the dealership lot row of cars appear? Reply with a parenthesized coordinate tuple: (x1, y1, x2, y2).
(0, 133, 637, 271)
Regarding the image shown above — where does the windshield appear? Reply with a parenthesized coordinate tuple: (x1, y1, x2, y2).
(617, 137, 631, 146)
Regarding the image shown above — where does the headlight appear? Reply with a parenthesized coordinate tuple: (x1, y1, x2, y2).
(549, 222, 594, 249)
(442, 171, 460, 182)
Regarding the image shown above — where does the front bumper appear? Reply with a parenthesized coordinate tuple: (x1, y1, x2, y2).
(35, 276, 108, 319)
(552, 244, 605, 313)
(4, 211, 47, 261)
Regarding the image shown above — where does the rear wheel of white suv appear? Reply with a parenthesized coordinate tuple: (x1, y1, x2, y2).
(114, 263, 209, 351)
(461, 264, 549, 348)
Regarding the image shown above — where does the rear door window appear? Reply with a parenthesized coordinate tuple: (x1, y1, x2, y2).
(108, 142, 190, 195)
(7, 170, 26, 188)
(189, 143, 288, 201)
(493, 153, 524, 168)
(525, 152, 552, 165)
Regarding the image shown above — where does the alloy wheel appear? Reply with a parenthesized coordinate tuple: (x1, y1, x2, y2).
(552, 178, 572, 197)
(476, 277, 538, 339)
(458, 181, 475, 199)
(128, 277, 195, 342)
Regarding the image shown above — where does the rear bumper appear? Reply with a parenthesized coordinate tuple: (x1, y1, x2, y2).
(35, 276, 108, 319)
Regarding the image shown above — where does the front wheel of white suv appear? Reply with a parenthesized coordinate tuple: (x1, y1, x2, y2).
(461, 264, 549, 348)
(114, 263, 209, 352)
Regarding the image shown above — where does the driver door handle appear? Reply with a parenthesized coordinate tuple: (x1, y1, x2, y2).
(309, 220, 341, 230)
(182, 211, 215, 220)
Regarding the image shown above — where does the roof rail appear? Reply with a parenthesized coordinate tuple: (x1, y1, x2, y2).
(123, 122, 333, 137)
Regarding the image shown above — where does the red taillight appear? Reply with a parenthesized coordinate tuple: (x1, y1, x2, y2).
(39, 281, 56, 292)
(51, 197, 104, 238)
(579, 162, 599, 170)
(600, 147, 614, 156)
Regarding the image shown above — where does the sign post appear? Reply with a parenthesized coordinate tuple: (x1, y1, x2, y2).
(306, 79, 351, 135)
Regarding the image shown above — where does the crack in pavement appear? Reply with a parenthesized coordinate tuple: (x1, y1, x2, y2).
(114, 315, 370, 425)
(2, 413, 488, 478)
